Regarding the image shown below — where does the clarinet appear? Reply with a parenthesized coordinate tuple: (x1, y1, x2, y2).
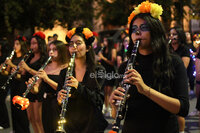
(98, 46, 105, 64)
(99, 46, 105, 54)
(168, 39, 172, 45)
(56, 53, 76, 133)
(1, 50, 32, 90)
(0, 49, 15, 73)
(22, 56, 52, 97)
(12, 56, 52, 110)
(109, 40, 140, 133)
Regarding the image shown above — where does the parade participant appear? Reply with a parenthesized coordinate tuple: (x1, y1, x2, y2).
(19, 31, 47, 133)
(169, 26, 190, 133)
(27, 40, 69, 133)
(98, 37, 117, 116)
(6, 36, 29, 133)
(57, 27, 108, 133)
(109, 1, 189, 133)
(0, 39, 11, 130)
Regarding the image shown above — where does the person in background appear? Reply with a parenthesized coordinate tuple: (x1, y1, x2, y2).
(110, 1, 189, 133)
(47, 36, 54, 45)
(169, 26, 190, 133)
(117, 35, 130, 68)
(98, 37, 117, 117)
(57, 27, 108, 133)
(53, 34, 58, 41)
(27, 40, 69, 133)
(190, 34, 200, 117)
(185, 32, 196, 96)
(19, 31, 47, 133)
(6, 36, 30, 133)
(0, 39, 10, 130)
(115, 30, 128, 54)
(92, 31, 102, 64)
(194, 34, 200, 124)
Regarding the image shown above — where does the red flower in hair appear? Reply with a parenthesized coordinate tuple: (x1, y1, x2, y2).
(93, 31, 99, 37)
(22, 36, 27, 41)
(16, 35, 27, 42)
(33, 31, 45, 40)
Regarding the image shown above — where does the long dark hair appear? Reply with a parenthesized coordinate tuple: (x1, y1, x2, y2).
(128, 13, 174, 92)
(66, 27, 96, 72)
(31, 36, 47, 62)
(49, 40, 69, 65)
(103, 37, 114, 60)
(15, 36, 28, 56)
(169, 26, 187, 48)
(66, 27, 100, 90)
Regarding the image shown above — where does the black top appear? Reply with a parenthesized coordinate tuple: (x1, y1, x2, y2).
(0, 54, 6, 64)
(41, 75, 58, 94)
(57, 64, 108, 133)
(100, 48, 116, 86)
(118, 52, 189, 133)
(187, 43, 196, 52)
(41, 75, 60, 133)
(25, 55, 47, 102)
(117, 48, 128, 62)
(174, 45, 190, 58)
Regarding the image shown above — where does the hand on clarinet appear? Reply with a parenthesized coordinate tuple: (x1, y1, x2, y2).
(57, 89, 71, 105)
(36, 70, 48, 82)
(98, 52, 105, 61)
(66, 76, 78, 89)
(5, 59, 12, 66)
(109, 87, 125, 118)
(19, 60, 29, 71)
(123, 69, 149, 95)
(25, 77, 39, 94)
(11, 66, 17, 73)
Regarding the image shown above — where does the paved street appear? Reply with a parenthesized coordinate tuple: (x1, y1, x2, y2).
(1, 93, 200, 133)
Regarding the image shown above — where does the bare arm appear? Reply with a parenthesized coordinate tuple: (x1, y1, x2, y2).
(182, 57, 190, 68)
(43, 77, 58, 90)
(100, 49, 116, 66)
(37, 69, 58, 90)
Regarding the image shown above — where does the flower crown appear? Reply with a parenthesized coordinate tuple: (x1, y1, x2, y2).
(193, 34, 200, 39)
(33, 31, 46, 40)
(128, 1, 163, 24)
(66, 27, 93, 40)
(16, 35, 27, 42)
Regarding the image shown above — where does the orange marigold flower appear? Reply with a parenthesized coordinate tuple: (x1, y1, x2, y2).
(139, 1, 151, 13)
(67, 28, 76, 39)
(127, 1, 163, 24)
(128, 12, 136, 24)
(82, 28, 93, 39)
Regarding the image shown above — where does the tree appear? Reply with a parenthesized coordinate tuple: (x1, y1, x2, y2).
(96, 0, 191, 31)
(0, 0, 94, 39)
(190, 0, 200, 19)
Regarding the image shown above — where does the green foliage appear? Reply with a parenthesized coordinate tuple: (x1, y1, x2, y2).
(97, 0, 191, 30)
(0, 0, 94, 38)
(0, 0, 193, 39)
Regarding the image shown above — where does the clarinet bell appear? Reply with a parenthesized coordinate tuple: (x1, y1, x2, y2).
(16, 73, 21, 79)
(55, 118, 67, 133)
